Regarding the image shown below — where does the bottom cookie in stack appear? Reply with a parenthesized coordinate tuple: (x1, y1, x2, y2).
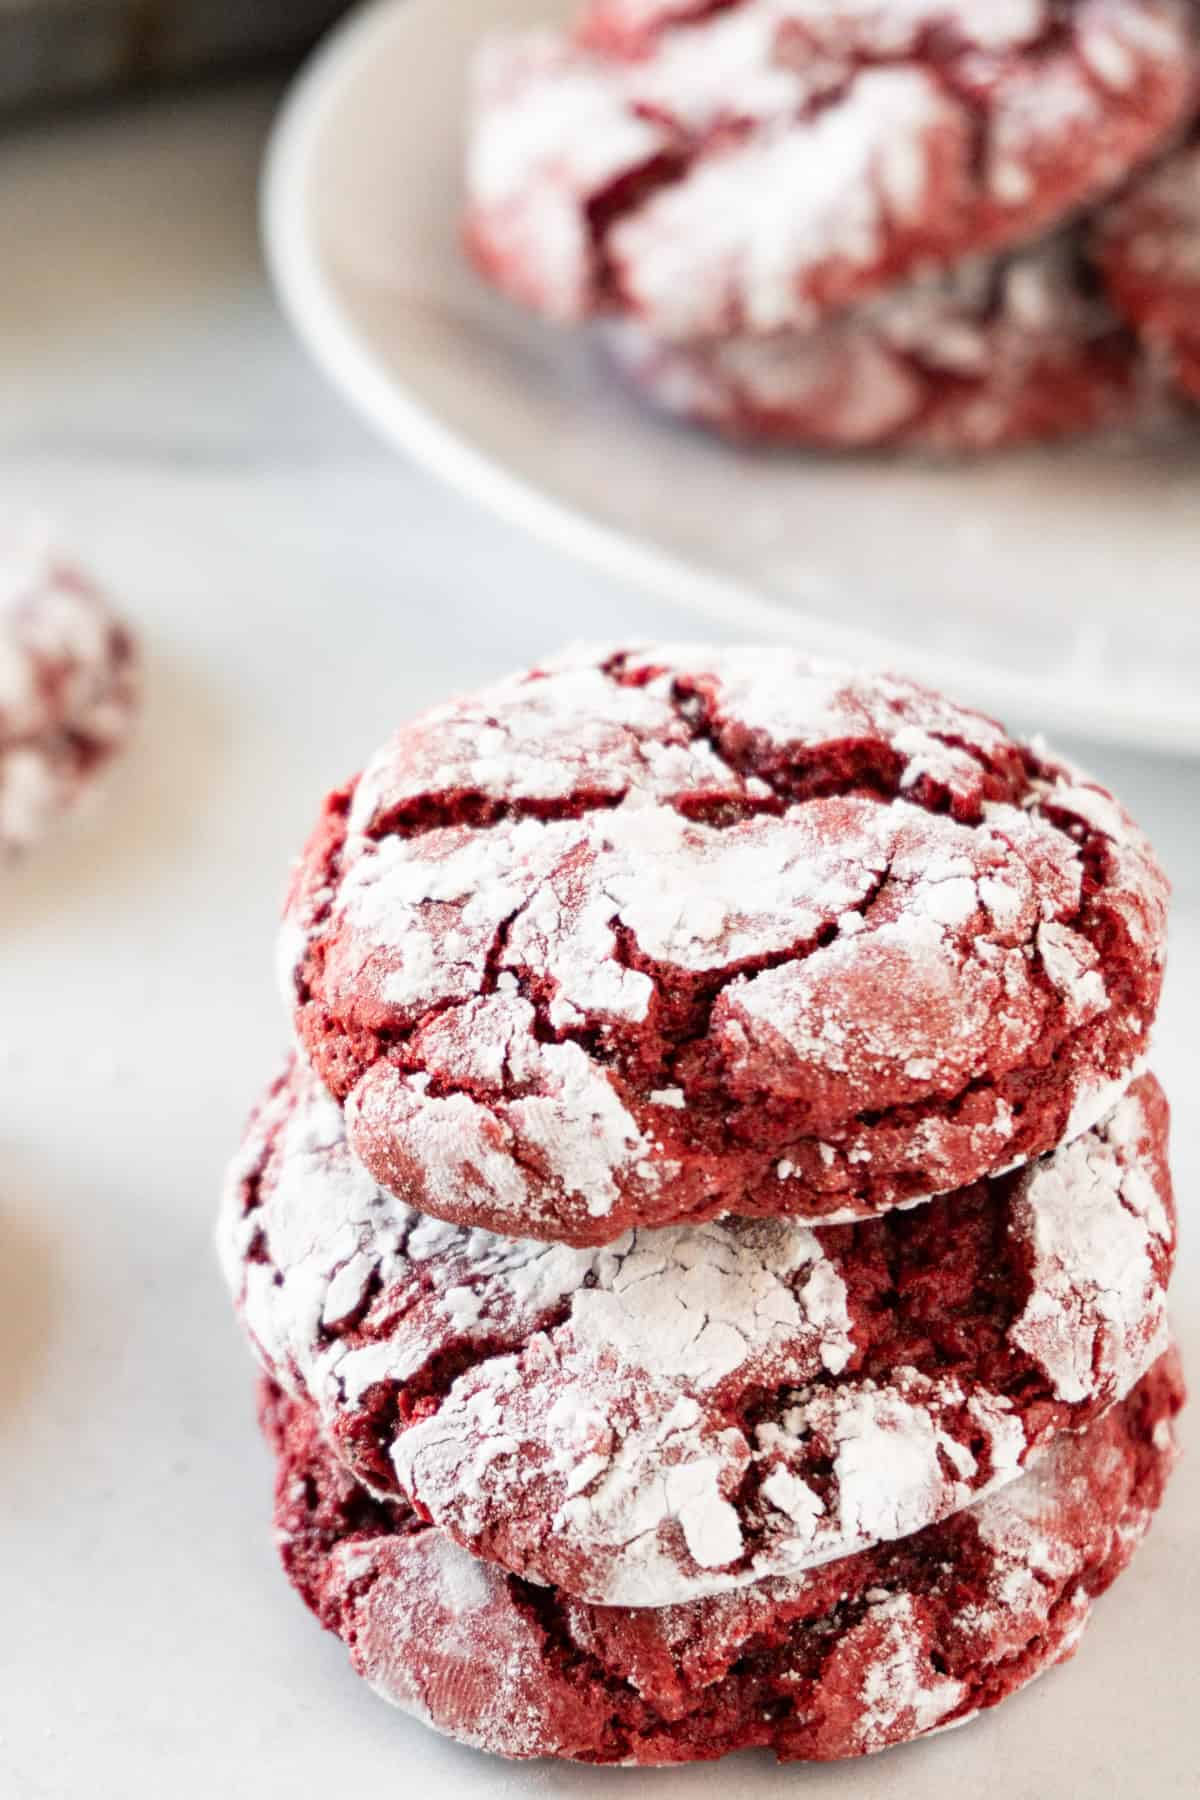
(262, 1352, 1183, 1766)
(603, 234, 1151, 454)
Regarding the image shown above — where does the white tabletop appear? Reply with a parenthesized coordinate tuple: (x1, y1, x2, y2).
(1, 82, 1197, 1800)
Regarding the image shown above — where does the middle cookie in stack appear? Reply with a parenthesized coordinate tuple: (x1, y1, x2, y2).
(222, 646, 1176, 1763)
(225, 1059, 1174, 1606)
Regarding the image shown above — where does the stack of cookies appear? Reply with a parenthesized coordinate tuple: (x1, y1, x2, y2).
(464, 0, 1200, 451)
(220, 647, 1183, 1766)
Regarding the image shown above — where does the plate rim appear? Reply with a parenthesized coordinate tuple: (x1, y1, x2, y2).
(260, 0, 844, 649)
(261, 0, 1200, 755)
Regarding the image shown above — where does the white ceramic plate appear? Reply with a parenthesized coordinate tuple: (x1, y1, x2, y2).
(263, 0, 1200, 751)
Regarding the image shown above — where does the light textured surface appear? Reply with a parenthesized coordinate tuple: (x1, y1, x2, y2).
(279, 644, 1168, 1245)
(0, 78, 1198, 1800)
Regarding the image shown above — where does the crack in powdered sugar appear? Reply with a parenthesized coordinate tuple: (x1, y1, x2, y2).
(466, 0, 1196, 337)
(220, 1062, 1173, 1607)
(602, 228, 1149, 452)
(282, 647, 1168, 1245)
(1008, 1084, 1173, 1404)
(272, 1357, 1182, 1762)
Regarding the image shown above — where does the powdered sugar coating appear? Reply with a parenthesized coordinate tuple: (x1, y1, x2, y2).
(282, 646, 1168, 1245)
(467, 32, 670, 322)
(605, 231, 1150, 449)
(465, 0, 1197, 338)
(264, 1353, 1183, 1763)
(0, 532, 138, 854)
(221, 1060, 1173, 1605)
(1096, 135, 1200, 403)
(1008, 1083, 1173, 1403)
(607, 62, 959, 336)
(580, 0, 1052, 58)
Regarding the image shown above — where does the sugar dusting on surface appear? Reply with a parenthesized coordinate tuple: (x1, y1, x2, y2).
(221, 1061, 1172, 1607)
(611, 65, 954, 336)
(604, 232, 1142, 450)
(466, 0, 1195, 334)
(282, 646, 1168, 1243)
(277, 1360, 1180, 1762)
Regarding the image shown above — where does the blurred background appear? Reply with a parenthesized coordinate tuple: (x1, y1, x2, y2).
(1, 1, 345, 111)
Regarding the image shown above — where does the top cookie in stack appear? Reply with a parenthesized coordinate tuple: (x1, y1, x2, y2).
(279, 646, 1167, 1247)
(463, 0, 1200, 449)
(223, 646, 1180, 1766)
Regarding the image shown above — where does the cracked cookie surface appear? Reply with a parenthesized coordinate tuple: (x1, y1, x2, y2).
(280, 647, 1168, 1245)
(465, 0, 1197, 338)
(221, 1061, 1173, 1605)
(0, 536, 139, 855)
(260, 1352, 1183, 1763)
(604, 231, 1149, 450)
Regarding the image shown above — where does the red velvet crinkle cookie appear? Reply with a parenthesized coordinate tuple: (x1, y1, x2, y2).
(605, 234, 1148, 451)
(465, 0, 1197, 337)
(261, 1354, 1183, 1765)
(1096, 137, 1200, 404)
(0, 536, 138, 854)
(221, 1061, 1173, 1606)
(280, 648, 1168, 1246)
(576, 0, 741, 54)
